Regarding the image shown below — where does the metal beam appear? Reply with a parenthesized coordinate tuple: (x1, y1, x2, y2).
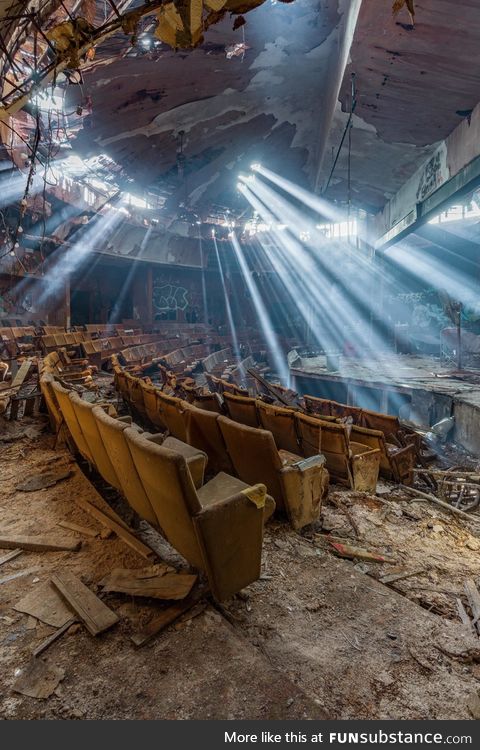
(377, 154, 480, 252)
(416, 223, 480, 255)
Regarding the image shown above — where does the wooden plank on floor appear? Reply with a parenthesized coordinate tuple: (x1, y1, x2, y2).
(57, 520, 99, 538)
(0, 548, 23, 567)
(71, 466, 131, 531)
(131, 589, 204, 647)
(75, 497, 155, 561)
(0, 567, 39, 585)
(14, 580, 75, 627)
(32, 618, 78, 658)
(11, 359, 32, 389)
(51, 571, 119, 636)
(0, 535, 81, 552)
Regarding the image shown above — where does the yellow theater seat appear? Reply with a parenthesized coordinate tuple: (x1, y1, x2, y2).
(350, 423, 414, 485)
(51, 380, 94, 464)
(217, 415, 328, 530)
(69, 392, 122, 491)
(139, 380, 167, 430)
(125, 427, 273, 601)
(183, 402, 234, 476)
(155, 390, 189, 441)
(313, 418, 380, 493)
(39, 373, 63, 434)
(256, 400, 300, 454)
(223, 392, 259, 428)
(295, 411, 322, 459)
(92, 406, 160, 526)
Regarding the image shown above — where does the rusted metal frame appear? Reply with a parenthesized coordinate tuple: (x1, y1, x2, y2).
(0, 0, 167, 119)
(0, 1, 86, 105)
(106, 0, 123, 19)
(0, 15, 32, 82)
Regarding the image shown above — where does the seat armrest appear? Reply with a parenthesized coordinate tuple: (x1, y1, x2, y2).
(280, 455, 328, 530)
(350, 446, 381, 492)
(387, 443, 415, 485)
(192, 486, 268, 601)
(116, 415, 132, 424)
(144, 432, 166, 443)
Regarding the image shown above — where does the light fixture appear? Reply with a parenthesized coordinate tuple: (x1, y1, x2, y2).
(250, 163, 261, 171)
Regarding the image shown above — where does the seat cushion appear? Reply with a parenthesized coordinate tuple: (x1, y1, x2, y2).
(197, 472, 250, 507)
(163, 436, 206, 460)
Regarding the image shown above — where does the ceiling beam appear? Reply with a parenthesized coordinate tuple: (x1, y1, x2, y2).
(313, 0, 363, 193)
(416, 223, 480, 255)
(375, 99, 480, 251)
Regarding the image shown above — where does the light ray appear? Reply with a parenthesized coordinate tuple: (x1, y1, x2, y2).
(230, 231, 289, 383)
(213, 236, 240, 358)
(251, 164, 346, 223)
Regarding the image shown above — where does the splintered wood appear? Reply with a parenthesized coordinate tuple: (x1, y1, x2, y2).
(100, 565, 197, 600)
(75, 497, 155, 560)
(0, 535, 81, 552)
(51, 571, 119, 636)
(131, 589, 205, 647)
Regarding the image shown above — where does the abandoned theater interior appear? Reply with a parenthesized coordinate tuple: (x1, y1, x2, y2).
(3, 0, 480, 722)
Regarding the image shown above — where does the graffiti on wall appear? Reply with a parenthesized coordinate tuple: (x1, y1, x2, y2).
(416, 144, 449, 202)
(152, 282, 189, 312)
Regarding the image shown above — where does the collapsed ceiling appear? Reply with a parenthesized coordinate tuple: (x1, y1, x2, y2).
(1, 0, 480, 235)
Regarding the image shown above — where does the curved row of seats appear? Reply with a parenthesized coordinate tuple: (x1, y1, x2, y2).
(114, 364, 330, 529)
(39, 360, 275, 602)
(112, 363, 337, 530)
(114, 340, 414, 487)
(303, 395, 416, 484)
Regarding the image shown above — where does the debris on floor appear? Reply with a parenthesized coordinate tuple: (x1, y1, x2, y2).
(1, 417, 480, 718)
(12, 658, 66, 700)
(99, 565, 197, 600)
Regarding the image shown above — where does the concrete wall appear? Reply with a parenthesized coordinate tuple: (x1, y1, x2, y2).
(375, 100, 480, 248)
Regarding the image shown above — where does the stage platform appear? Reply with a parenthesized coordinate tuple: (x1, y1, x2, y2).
(290, 354, 480, 455)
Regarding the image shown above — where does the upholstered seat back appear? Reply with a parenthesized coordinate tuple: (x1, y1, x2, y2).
(184, 403, 233, 475)
(314, 419, 351, 482)
(69, 393, 122, 491)
(52, 381, 93, 463)
(192, 392, 223, 413)
(125, 428, 204, 570)
(140, 381, 166, 429)
(93, 406, 158, 526)
(39, 373, 63, 432)
(223, 392, 259, 427)
(295, 412, 322, 458)
(256, 401, 299, 454)
(156, 391, 188, 441)
(217, 416, 285, 510)
(127, 375, 147, 417)
(360, 409, 400, 441)
(304, 395, 332, 417)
